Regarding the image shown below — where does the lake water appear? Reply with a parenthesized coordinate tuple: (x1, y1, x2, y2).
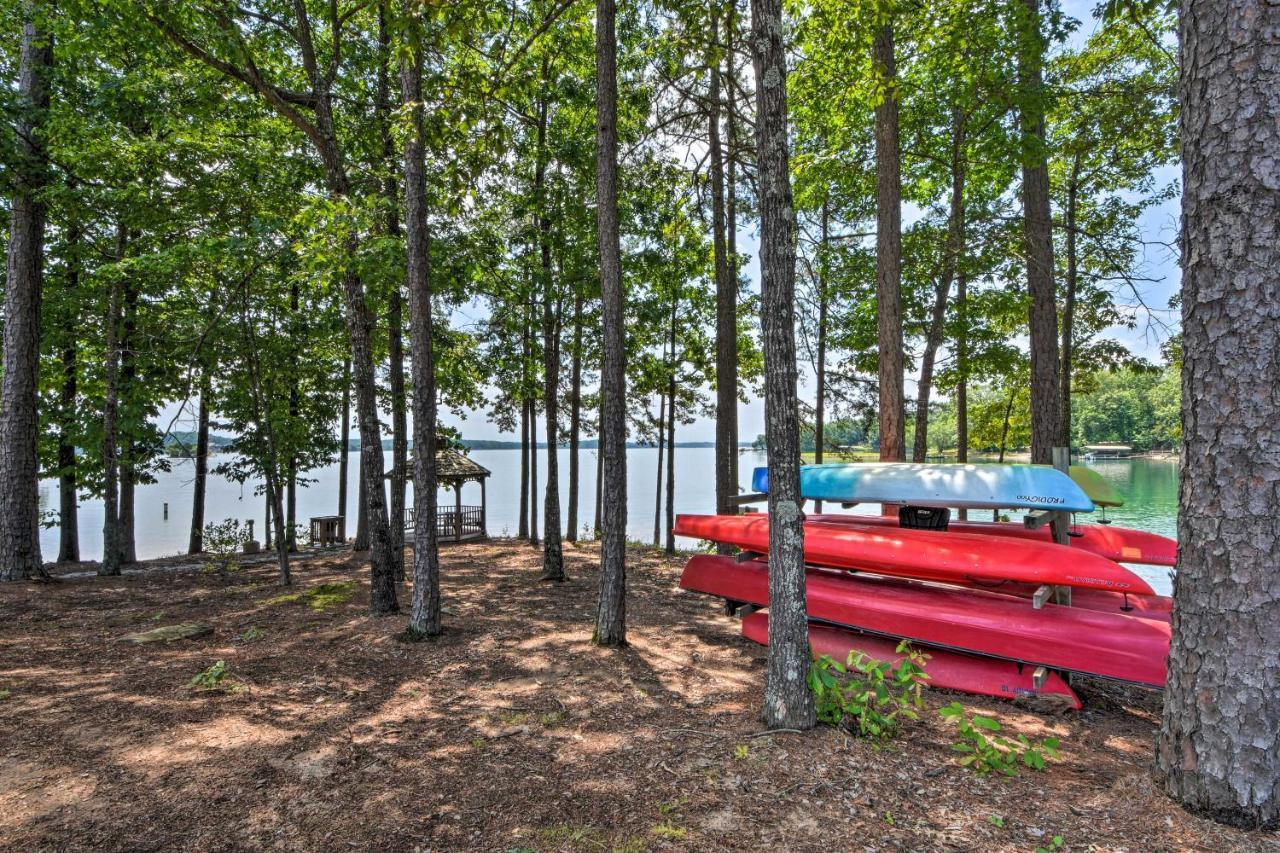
(38, 451, 1180, 593)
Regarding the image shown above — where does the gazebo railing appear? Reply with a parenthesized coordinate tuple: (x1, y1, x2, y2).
(404, 505, 485, 540)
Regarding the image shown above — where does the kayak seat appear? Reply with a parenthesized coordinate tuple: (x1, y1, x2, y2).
(900, 505, 950, 531)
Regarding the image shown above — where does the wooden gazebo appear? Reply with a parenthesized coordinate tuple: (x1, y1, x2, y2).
(400, 448, 491, 543)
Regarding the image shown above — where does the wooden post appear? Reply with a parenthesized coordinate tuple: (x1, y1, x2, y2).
(480, 478, 487, 535)
(454, 481, 462, 542)
(1051, 445, 1072, 606)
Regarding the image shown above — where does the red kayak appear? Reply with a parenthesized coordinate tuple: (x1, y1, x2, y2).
(680, 555, 1170, 686)
(808, 513, 1177, 568)
(674, 514, 1156, 595)
(968, 581, 1173, 621)
(740, 611, 1081, 709)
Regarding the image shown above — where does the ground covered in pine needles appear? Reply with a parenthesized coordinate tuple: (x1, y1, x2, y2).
(0, 541, 1275, 852)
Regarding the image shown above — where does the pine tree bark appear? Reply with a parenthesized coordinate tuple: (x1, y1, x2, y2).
(380, 0, 406, 564)
(873, 23, 905, 464)
(956, 272, 969, 468)
(338, 357, 350, 535)
(653, 395, 665, 546)
(710, 3, 737, 521)
(1018, 0, 1061, 465)
(665, 297, 677, 554)
(57, 216, 81, 563)
(519, 371, 530, 539)
(536, 85, 564, 581)
(188, 374, 210, 554)
(287, 280, 300, 552)
(1059, 156, 1081, 449)
(118, 283, 139, 565)
(751, 0, 815, 731)
(0, 2, 51, 581)
(912, 109, 966, 462)
(593, 0, 628, 647)
(1155, 0, 1280, 827)
(100, 225, 127, 578)
(400, 15, 442, 635)
(565, 290, 583, 541)
(814, 196, 829, 513)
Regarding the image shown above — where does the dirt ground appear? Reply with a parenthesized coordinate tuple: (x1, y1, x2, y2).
(1, 541, 1275, 852)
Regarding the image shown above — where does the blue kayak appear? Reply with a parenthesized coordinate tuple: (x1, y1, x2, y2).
(752, 462, 1095, 513)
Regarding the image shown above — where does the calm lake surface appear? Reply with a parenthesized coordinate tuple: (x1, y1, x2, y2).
(38, 451, 1180, 592)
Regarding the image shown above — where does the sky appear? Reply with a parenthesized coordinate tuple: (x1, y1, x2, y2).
(161, 0, 1182, 446)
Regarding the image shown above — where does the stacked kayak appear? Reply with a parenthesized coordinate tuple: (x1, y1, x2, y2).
(677, 462, 1177, 705)
(682, 555, 1170, 686)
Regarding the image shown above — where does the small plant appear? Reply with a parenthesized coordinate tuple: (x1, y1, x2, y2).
(202, 519, 247, 571)
(539, 710, 565, 727)
(471, 737, 488, 750)
(188, 660, 238, 693)
(658, 797, 687, 815)
(807, 642, 930, 739)
(883, 811, 896, 826)
(240, 626, 264, 642)
(733, 743, 750, 760)
(1036, 835, 1065, 853)
(0, 689, 11, 700)
(988, 815, 1005, 828)
(939, 702, 1061, 776)
(650, 821, 687, 840)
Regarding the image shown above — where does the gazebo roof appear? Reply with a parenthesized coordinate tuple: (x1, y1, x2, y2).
(391, 447, 491, 483)
(435, 448, 491, 481)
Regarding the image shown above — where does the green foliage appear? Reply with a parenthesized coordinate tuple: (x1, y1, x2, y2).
(807, 642, 930, 739)
(650, 821, 687, 840)
(938, 702, 1061, 776)
(1036, 836, 1065, 853)
(0, 689, 11, 701)
(202, 519, 246, 571)
(188, 660, 238, 693)
(264, 581, 357, 612)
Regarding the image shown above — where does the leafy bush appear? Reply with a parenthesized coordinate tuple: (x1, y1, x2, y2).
(202, 519, 247, 571)
(807, 642, 930, 739)
(188, 660, 239, 692)
(939, 701, 1061, 776)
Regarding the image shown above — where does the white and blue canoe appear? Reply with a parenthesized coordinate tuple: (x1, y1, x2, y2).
(751, 463, 1096, 514)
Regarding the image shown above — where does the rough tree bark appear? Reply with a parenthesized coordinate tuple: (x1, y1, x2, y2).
(57, 214, 81, 563)
(118, 283, 138, 565)
(188, 373, 211, 554)
(873, 22, 905, 464)
(912, 108, 965, 462)
(751, 0, 815, 731)
(710, 2, 737, 523)
(536, 88, 564, 581)
(0, 2, 51, 581)
(1017, 0, 1061, 465)
(1059, 155, 1081, 449)
(653, 394, 665, 546)
(565, 289, 583, 541)
(519, 366, 530, 539)
(400, 12, 442, 635)
(337, 357, 350, 533)
(593, 0, 628, 647)
(814, 195, 829, 513)
(665, 298, 677, 555)
(1155, 0, 1280, 828)
(100, 226, 127, 578)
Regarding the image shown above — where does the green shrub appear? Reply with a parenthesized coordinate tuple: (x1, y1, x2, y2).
(939, 701, 1061, 776)
(188, 660, 239, 693)
(807, 642, 930, 739)
(202, 519, 246, 571)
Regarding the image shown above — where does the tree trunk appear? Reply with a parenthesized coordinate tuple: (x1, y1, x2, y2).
(100, 226, 127, 578)
(188, 374, 210, 554)
(710, 3, 736, 522)
(873, 23, 905, 465)
(653, 395, 664, 547)
(1059, 157, 1081, 450)
(287, 280, 300, 552)
(380, 0, 407, 566)
(537, 88, 564, 582)
(57, 216, 81, 564)
(338, 357, 350, 534)
(724, 0, 740, 507)
(912, 109, 966, 462)
(957, 272, 969, 520)
(998, 389, 1014, 465)
(593, 0, 628, 647)
(118, 283, 138, 566)
(1018, 0, 1061, 465)
(593, 428, 603, 538)
(519, 369, 530, 539)
(751, 0, 815, 731)
(1155, 0, 1280, 827)
(565, 289, 583, 541)
(814, 196, 828, 513)
(400, 19, 442, 635)
(665, 340, 676, 554)
(0, 2, 50, 581)
(355, 456, 369, 550)
(529, 396, 539, 545)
